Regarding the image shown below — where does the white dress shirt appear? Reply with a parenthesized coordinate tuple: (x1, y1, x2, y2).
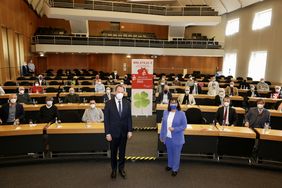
(167, 112, 175, 138)
(115, 97, 123, 114)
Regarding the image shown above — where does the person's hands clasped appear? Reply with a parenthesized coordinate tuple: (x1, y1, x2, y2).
(106, 134, 112, 142)
(127, 132, 132, 139)
(244, 122, 249, 127)
(169, 127, 174, 132)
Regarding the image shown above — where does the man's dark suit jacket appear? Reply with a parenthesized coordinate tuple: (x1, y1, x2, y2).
(0, 103, 25, 124)
(103, 93, 114, 103)
(104, 98, 132, 138)
(156, 92, 172, 104)
(215, 106, 238, 126)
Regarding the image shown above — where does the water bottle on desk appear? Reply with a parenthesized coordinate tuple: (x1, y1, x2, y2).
(263, 122, 271, 134)
(29, 119, 33, 127)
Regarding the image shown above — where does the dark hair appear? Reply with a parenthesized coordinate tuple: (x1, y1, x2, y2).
(167, 98, 181, 111)
(224, 95, 230, 100)
(257, 99, 265, 104)
(115, 84, 125, 92)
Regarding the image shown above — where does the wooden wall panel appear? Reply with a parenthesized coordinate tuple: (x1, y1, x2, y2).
(38, 16, 71, 34)
(88, 21, 111, 36)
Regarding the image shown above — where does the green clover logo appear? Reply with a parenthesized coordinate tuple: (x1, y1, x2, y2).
(133, 91, 150, 108)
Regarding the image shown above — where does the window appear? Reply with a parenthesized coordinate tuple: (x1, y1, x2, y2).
(225, 18, 240, 36)
(222, 53, 237, 77)
(252, 9, 272, 30)
(247, 51, 268, 81)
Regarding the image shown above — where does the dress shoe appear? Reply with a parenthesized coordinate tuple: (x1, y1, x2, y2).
(171, 171, 178, 177)
(111, 171, 117, 179)
(165, 166, 172, 171)
(119, 169, 127, 179)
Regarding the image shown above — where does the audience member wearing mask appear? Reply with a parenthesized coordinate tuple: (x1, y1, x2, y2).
(158, 75, 168, 93)
(191, 81, 201, 94)
(185, 75, 195, 87)
(0, 86, 5, 95)
(157, 85, 172, 104)
(95, 79, 105, 92)
(172, 76, 181, 86)
(246, 84, 259, 98)
(215, 96, 237, 126)
(36, 74, 46, 86)
(207, 77, 219, 96)
(111, 70, 119, 80)
(16, 87, 32, 104)
(257, 78, 269, 92)
(123, 75, 131, 85)
(31, 82, 43, 93)
(271, 86, 282, 99)
(0, 94, 25, 125)
(215, 88, 226, 106)
(64, 88, 80, 103)
(244, 99, 270, 128)
(107, 75, 115, 85)
(27, 59, 35, 75)
(103, 87, 114, 103)
(239, 80, 250, 89)
(38, 97, 59, 123)
(225, 81, 239, 96)
(177, 87, 196, 105)
(82, 100, 104, 123)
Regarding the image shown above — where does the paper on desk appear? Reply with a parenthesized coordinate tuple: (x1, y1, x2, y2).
(15, 127, 21, 130)
(186, 124, 192, 129)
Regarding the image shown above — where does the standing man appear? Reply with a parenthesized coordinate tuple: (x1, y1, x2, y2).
(104, 84, 133, 179)
(27, 59, 35, 75)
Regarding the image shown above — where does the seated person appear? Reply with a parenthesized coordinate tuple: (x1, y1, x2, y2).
(82, 100, 104, 123)
(185, 76, 195, 87)
(177, 86, 196, 105)
(38, 97, 59, 123)
(0, 94, 24, 125)
(207, 77, 219, 96)
(244, 99, 270, 128)
(257, 78, 269, 92)
(95, 79, 105, 92)
(31, 82, 43, 93)
(107, 75, 115, 85)
(215, 96, 237, 126)
(215, 88, 226, 106)
(111, 70, 119, 80)
(239, 80, 250, 89)
(17, 86, 32, 104)
(36, 74, 47, 86)
(103, 87, 114, 103)
(70, 76, 79, 85)
(158, 75, 167, 85)
(277, 101, 282, 111)
(225, 81, 239, 96)
(172, 76, 181, 86)
(64, 87, 80, 103)
(191, 81, 201, 94)
(271, 86, 282, 99)
(123, 74, 131, 85)
(156, 85, 172, 104)
(0, 86, 5, 95)
(246, 84, 260, 98)
(94, 74, 100, 85)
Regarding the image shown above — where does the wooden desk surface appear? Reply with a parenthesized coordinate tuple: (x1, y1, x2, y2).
(216, 125, 256, 139)
(248, 97, 282, 103)
(167, 93, 244, 101)
(255, 128, 282, 142)
(0, 124, 46, 136)
(157, 123, 219, 136)
(47, 123, 105, 134)
(23, 103, 105, 111)
(268, 110, 282, 117)
(156, 104, 246, 114)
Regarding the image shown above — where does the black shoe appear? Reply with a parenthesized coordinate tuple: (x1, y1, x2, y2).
(171, 171, 177, 177)
(111, 171, 117, 179)
(119, 169, 127, 179)
(165, 166, 172, 171)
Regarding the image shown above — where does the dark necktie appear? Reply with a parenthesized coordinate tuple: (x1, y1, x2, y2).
(118, 100, 122, 117)
(223, 107, 227, 125)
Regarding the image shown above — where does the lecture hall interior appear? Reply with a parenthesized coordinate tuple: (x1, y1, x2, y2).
(0, 0, 282, 187)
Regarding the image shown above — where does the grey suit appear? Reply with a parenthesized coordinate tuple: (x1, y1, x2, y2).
(245, 107, 270, 128)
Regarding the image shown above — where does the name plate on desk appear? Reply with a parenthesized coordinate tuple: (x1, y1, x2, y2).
(216, 125, 256, 139)
(47, 123, 105, 134)
(0, 124, 46, 136)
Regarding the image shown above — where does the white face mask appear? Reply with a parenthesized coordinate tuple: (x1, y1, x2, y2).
(114, 72, 117, 75)
(120, 82, 124, 85)
(230, 85, 234, 87)
(19, 90, 24, 94)
(250, 87, 255, 90)
(106, 90, 111, 93)
(224, 102, 230, 107)
(257, 104, 264, 109)
(35, 83, 39, 87)
(219, 92, 225, 97)
(275, 89, 280, 93)
(116, 93, 124, 100)
(185, 90, 190, 94)
(70, 91, 75, 95)
(10, 99, 17, 103)
(97, 82, 101, 85)
(90, 104, 96, 109)
(46, 101, 53, 106)
(175, 77, 178, 80)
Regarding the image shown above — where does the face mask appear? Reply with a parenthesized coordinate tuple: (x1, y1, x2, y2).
(164, 90, 168, 94)
(46, 101, 53, 106)
(120, 82, 124, 85)
(276, 89, 280, 93)
(35, 84, 39, 87)
(261, 80, 265, 83)
(250, 87, 255, 90)
(175, 77, 178, 80)
(224, 102, 230, 107)
(19, 90, 24, 94)
(219, 92, 225, 97)
(70, 91, 75, 95)
(98, 82, 101, 84)
(161, 82, 165, 85)
(230, 85, 234, 87)
(257, 104, 264, 109)
(170, 104, 177, 110)
(90, 104, 96, 109)
(106, 90, 111, 93)
(114, 72, 117, 75)
(10, 99, 17, 103)
(116, 93, 123, 100)
(185, 90, 190, 94)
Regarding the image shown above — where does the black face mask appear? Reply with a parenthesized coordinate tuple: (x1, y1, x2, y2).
(164, 90, 168, 94)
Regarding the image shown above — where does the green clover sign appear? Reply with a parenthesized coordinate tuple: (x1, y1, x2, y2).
(133, 91, 150, 108)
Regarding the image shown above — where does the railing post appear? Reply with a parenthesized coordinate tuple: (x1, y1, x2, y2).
(112, 2, 114, 11)
(200, 7, 202, 16)
(148, 5, 150, 14)
(53, 36, 55, 44)
(70, 36, 72, 45)
(72, 0, 74, 8)
(130, 4, 133, 13)
(92, 0, 95, 10)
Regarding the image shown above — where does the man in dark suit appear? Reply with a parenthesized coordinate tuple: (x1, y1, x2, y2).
(104, 84, 133, 179)
(156, 85, 172, 104)
(215, 96, 237, 126)
(103, 87, 114, 103)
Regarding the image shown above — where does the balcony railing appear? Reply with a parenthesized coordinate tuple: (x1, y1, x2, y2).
(48, 0, 218, 16)
(32, 35, 223, 49)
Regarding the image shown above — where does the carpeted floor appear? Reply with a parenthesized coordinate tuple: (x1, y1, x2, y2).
(0, 159, 281, 188)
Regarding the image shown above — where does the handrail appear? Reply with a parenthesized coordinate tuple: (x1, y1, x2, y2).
(32, 35, 223, 49)
(47, 0, 218, 16)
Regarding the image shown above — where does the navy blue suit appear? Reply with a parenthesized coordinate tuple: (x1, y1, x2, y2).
(160, 110, 187, 171)
(104, 98, 132, 170)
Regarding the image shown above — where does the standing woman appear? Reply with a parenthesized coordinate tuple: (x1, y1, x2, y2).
(160, 99, 187, 176)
